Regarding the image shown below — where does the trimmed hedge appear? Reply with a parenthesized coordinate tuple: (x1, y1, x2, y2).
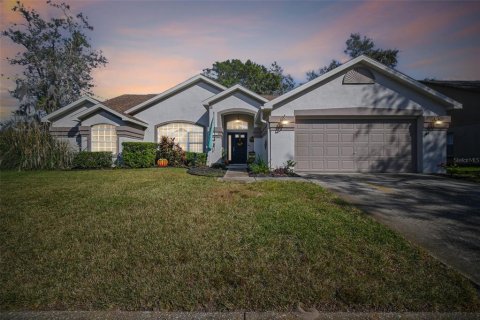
(185, 152, 207, 167)
(122, 142, 157, 168)
(72, 151, 112, 169)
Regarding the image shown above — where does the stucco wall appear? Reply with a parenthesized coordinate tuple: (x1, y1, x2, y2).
(51, 100, 96, 127)
(268, 67, 450, 173)
(81, 110, 126, 127)
(132, 82, 222, 143)
(206, 91, 262, 165)
(271, 68, 447, 117)
(270, 130, 294, 169)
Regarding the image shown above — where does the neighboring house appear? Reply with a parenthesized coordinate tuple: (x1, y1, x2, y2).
(42, 55, 461, 173)
(420, 80, 480, 161)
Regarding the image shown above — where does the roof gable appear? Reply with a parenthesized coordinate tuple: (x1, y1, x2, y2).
(76, 103, 148, 127)
(264, 55, 462, 110)
(202, 84, 268, 107)
(41, 96, 100, 122)
(125, 74, 227, 114)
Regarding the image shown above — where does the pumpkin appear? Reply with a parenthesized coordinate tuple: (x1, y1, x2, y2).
(157, 158, 168, 167)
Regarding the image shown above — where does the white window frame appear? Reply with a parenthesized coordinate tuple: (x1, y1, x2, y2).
(157, 122, 204, 153)
(90, 124, 117, 153)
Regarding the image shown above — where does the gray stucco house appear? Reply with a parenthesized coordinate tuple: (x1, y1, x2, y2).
(42, 55, 461, 173)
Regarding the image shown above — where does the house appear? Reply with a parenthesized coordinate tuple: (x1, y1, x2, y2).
(42, 55, 461, 173)
(419, 80, 480, 162)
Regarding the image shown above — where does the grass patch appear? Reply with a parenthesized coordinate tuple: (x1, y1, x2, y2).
(446, 166, 480, 183)
(1, 168, 479, 311)
(187, 166, 226, 177)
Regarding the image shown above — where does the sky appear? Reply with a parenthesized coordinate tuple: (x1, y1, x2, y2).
(1, 0, 480, 120)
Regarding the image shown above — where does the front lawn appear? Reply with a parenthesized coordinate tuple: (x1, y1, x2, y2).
(0, 168, 478, 311)
(446, 166, 480, 183)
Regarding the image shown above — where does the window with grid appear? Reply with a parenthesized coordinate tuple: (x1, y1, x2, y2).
(226, 120, 248, 130)
(91, 124, 117, 153)
(157, 122, 204, 152)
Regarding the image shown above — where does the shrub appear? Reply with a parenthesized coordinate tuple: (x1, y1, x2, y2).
(272, 160, 297, 176)
(249, 157, 270, 175)
(72, 151, 112, 169)
(185, 152, 207, 167)
(158, 136, 185, 167)
(211, 162, 226, 170)
(247, 151, 256, 164)
(122, 142, 157, 168)
(0, 122, 74, 170)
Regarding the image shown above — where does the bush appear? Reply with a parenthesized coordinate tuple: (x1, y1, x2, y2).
(272, 160, 297, 176)
(185, 152, 207, 167)
(72, 151, 112, 169)
(158, 136, 185, 167)
(211, 162, 226, 170)
(0, 122, 74, 170)
(248, 157, 270, 175)
(122, 142, 157, 168)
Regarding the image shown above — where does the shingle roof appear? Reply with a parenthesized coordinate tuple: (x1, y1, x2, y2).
(420, 80, 480, 92)
(102, 94, 157, 113)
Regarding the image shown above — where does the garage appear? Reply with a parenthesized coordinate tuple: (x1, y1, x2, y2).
(295, 118, 416, 172)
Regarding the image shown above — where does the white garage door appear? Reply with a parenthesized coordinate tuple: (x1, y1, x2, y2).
(295, 119, 416, 172)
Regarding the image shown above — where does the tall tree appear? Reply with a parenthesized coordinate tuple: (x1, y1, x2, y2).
(2, 1, 107, 120)
(306, 33, 399, 81)
(203, 59, 295, 95)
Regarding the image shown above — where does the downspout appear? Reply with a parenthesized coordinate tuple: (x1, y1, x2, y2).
(258, 106, 270, 168)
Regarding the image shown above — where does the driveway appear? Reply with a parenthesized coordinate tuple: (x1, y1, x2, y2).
(301, 173, 480, 286)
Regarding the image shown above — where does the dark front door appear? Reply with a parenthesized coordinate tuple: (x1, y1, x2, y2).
(228, 132, 248, 164)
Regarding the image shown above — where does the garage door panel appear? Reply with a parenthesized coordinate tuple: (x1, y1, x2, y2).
(295, 118, 415, 172)
(326, 146, 339, 156)
(311, 147, 324, 156)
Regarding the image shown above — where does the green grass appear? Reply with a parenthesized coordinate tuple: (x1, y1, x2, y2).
(0, 168, 478, 312)
(446, 166, 480, 183)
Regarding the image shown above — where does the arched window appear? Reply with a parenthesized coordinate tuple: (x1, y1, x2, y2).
(157, 122, 203, 152)
(91, 124, 117, 153)
(226, 119, 248, 130)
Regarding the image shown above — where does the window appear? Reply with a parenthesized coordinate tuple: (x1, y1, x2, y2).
(91, 124, 117, 153)
(157, 122, 203, 152)
(226, 119, 248, 130)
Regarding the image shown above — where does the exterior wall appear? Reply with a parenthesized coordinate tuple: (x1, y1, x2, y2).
(270, 129, 294, 168)
(81, 110, 126, 127)
(131, 82, 222, 144)
(422, 129, 447, 173)
(254, 135, 267, 162)
(206, 91, 262, 165)
(50, 100, 96, 127)
(268, 67, 450, 173)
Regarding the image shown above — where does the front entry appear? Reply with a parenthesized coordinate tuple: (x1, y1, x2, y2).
(227, 132, 248, 164)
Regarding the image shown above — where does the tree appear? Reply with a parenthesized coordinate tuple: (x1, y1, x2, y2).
(306, 33, 399, 81)
(2, 1, 107, 120)
(306, 60, 342, 81)
(345, 33, 399, 67)
(203, 59, 295, 95)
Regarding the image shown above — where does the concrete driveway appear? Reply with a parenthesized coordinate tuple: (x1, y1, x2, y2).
(301, 173, 480, 286)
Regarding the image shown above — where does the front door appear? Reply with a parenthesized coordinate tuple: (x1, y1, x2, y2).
(228, 132, 247, 164)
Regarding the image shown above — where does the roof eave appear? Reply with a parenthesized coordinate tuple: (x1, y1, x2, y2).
(41, 95, 99, 122)
(125, 74, 227, 114)
(202, 84, 269, 108)
(76, 103, 148, 128)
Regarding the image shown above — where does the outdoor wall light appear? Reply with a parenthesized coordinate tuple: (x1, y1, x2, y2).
(434, 120, 443, 125)
(281, 120, 289, 125)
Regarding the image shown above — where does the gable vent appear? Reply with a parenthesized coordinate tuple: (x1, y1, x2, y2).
(343, 67, 375, 84)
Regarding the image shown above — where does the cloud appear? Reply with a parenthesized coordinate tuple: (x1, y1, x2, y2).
(91, 49, 202, 100)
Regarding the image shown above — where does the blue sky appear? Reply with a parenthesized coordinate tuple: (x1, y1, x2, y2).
(1, 0, 479, 120)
